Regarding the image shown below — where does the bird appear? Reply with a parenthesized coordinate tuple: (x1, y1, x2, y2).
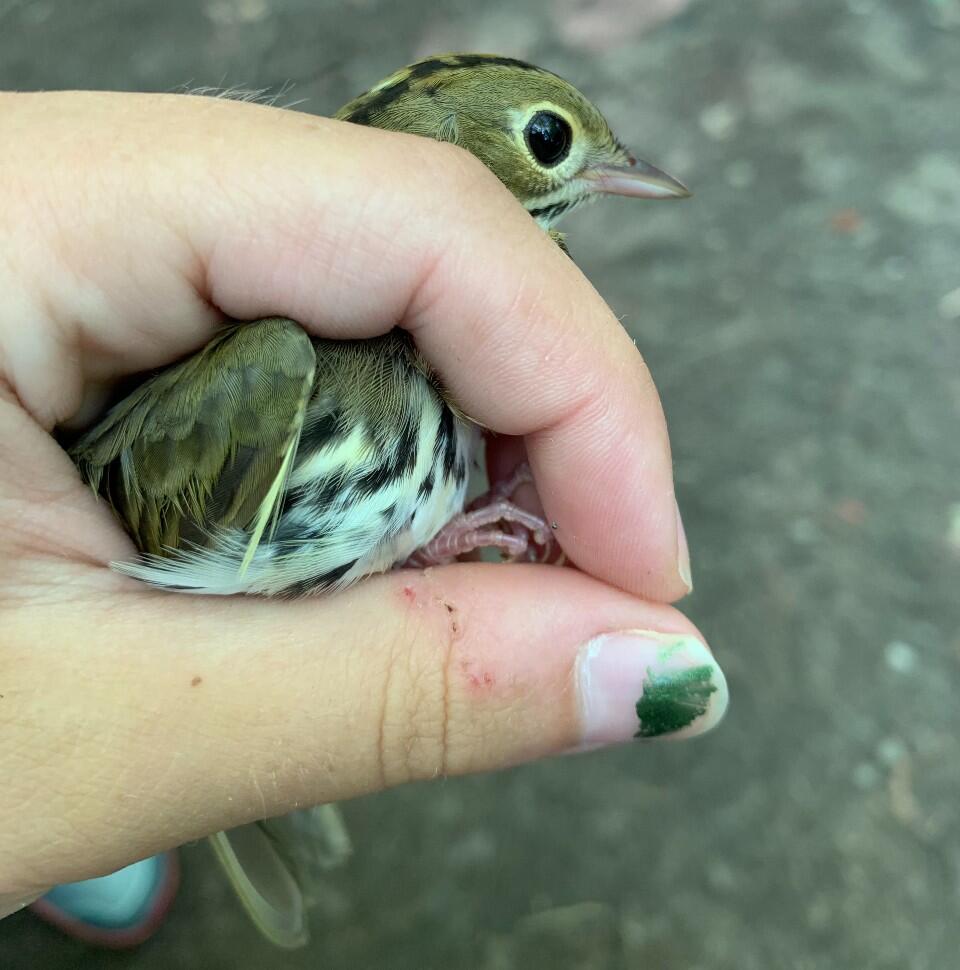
(67, 52, 691, 946)
(69, 52, 689, 599)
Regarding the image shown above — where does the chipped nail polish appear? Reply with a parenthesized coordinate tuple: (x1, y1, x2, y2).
(576, 630, 727, 745)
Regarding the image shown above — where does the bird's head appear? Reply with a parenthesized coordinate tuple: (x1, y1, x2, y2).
(335, 53, 690, 230)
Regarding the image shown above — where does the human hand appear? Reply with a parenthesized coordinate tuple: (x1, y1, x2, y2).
(0, 91, 726, 905)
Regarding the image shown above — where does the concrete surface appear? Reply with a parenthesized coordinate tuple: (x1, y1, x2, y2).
(1, 0, 958, 967)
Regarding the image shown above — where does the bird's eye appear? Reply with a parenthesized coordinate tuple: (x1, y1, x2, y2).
(524, 111, 572, 167)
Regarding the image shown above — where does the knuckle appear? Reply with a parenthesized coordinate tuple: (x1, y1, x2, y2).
(375, 603, 454, 787)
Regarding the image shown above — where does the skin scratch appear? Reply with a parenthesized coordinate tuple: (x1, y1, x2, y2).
(248, 767, 267, 819)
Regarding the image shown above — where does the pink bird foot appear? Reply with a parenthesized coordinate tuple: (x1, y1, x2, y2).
(407, 464, 560, 567)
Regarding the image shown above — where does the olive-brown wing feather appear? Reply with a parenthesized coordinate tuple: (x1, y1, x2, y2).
(71, 317, 316, 556)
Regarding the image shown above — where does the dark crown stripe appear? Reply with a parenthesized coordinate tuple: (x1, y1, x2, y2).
(407, 54, 541, 79)
(341, 78, 410, 123)
(341, 54, 544, 123)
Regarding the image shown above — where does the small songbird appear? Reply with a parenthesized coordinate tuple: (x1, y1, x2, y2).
(70, 52, 689, 599)
(68, 53, 690, 947)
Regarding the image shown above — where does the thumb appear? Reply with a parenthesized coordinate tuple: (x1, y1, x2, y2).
(1, 563, 727, 894)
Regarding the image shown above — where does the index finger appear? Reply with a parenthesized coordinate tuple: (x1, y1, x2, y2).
(1, 91, 689, 601)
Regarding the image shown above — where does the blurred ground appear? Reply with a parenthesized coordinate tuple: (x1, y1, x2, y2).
(2, 0, 959, 967)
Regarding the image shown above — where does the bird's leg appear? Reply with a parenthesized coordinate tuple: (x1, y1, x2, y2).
(407, 463, 559, 567)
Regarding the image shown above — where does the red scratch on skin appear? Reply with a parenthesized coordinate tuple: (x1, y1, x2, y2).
(442, 600, 462, 639)
(401, 585, 417, 604)
(460, 658, 496, 692)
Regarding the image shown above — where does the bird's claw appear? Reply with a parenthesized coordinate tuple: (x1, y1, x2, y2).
(408, 463, 559, 567)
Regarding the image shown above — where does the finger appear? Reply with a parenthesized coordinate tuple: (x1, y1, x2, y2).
(1, 91, 688, 600)
(0, 564, 727, 894)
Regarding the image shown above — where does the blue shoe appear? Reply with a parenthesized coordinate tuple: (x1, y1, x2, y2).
(30, 852, 179, 948)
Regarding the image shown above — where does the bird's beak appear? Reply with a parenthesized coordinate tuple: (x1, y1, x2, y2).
(582, 156, 691, 200)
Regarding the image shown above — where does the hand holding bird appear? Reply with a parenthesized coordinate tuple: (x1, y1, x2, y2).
(70, 54, 690, 598)
(0, 67, 725, 937)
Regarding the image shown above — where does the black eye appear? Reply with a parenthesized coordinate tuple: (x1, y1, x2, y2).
(524, 111, 572, 167)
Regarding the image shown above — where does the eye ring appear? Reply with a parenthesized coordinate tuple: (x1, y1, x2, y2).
(524, 111, 572, 167)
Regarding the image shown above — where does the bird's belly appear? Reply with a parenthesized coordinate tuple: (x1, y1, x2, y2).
(109, 368, 478, 597)
(355, 454, 468, 576)
(260, 399, 478, 596)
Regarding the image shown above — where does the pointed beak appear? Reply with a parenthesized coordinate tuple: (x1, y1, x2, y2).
(582, 155, 692, 200)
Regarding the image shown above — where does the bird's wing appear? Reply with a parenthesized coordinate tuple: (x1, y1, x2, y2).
(71, 317, 316, 562)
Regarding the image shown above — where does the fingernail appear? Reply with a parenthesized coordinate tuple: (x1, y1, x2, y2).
(675, 499, 693, 593)
(576, 631, 728, 746)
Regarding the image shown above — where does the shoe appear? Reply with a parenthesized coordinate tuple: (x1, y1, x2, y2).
(29, 852, 179, 948)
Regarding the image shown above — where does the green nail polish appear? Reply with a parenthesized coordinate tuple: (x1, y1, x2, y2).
(576, 631, 728, 747)
(634, 664, 718, 739)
